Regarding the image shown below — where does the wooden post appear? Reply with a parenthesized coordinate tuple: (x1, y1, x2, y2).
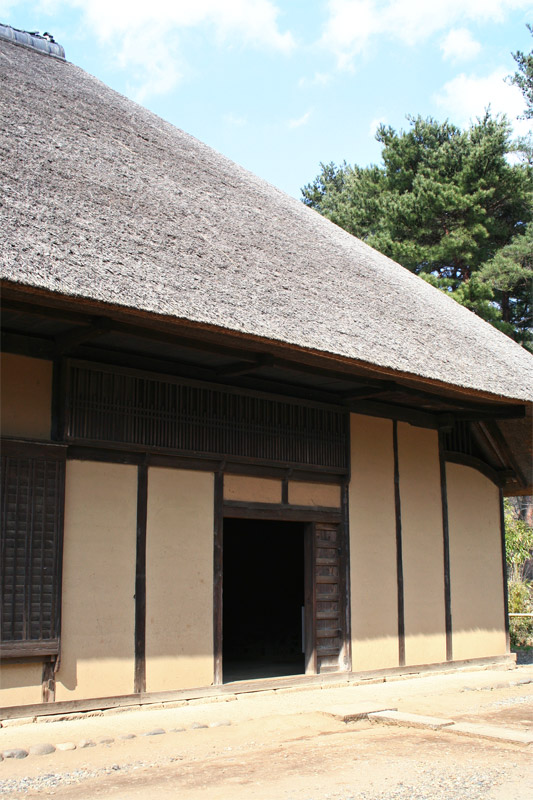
(393, 421, 405, 667)
(134, 461, 148, 694)
(499, 488, 511, 653)
(213, 471, 224, 684)
(439, 434, 453, 661)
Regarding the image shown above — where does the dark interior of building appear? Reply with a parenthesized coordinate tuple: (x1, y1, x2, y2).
(222, 519, 305, 683)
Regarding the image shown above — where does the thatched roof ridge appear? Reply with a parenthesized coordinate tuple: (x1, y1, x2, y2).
(2, 39, 533, 403)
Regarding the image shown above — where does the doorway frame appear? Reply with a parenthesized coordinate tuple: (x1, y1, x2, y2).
(213, 473, 351, 685)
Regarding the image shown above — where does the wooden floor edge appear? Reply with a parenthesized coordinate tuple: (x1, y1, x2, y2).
(0, 653, 517, 722)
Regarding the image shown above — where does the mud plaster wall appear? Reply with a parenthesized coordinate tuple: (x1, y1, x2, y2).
(288, 481, 341, 508)
(447, 463, 506, 660)
(398, 423, 446, 666)
(0, 353, 52, 439)
(55, 461, 137, 701)
(349, 414, 399, 671)
(145, 467, 214, 692)
(224, 474, 282, 504)
(0, 663, 43, 707)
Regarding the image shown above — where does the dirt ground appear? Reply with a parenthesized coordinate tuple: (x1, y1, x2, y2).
(1, 665, 532, 800)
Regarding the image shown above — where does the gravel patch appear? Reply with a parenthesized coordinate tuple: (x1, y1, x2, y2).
(0, 761, 150, 795)
(287, 766, 512, 800)
(487, 695, 533, 709)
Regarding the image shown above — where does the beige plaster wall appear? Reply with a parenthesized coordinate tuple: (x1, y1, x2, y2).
(145, 468, 214, 692)
(288, 481, 341, 508)
(398, 423, 446, 665)
(224, 474, 281, 504)
(0, 663, 43, 707)
(447, 463, 506, 660)
(1, 353, 52, 439)
(349, 414, 399, 671)
(55, 461, 137, 701)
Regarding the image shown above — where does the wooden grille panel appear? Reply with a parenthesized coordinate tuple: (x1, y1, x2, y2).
(1, 446, 64, 653)
(66, 362, 348, 470)
(443, 422, 474, 456)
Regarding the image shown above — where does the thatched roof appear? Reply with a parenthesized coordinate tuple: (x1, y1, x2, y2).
(1, 37, 533, 404)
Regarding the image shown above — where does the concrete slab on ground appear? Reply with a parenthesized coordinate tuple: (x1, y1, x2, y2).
(445, 722, 533, 746)
(368, 710, 455, 730)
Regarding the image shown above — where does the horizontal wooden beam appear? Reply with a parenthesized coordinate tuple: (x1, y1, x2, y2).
(349, 399, 440, 429)
(1, 439, 67, 459)
(66, 443, 348, 479)
(0, 639, 59, 659)
(454, 406, 525, 422)
(222, 501, 342, 522)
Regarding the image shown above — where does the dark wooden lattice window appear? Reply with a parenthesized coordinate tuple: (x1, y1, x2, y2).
(65, 360, 349, 471)
(442, 421, 475, 456)
(1, 441, 65, 658)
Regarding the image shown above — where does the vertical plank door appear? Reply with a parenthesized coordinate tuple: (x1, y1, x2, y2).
(306, 522, 348, 674)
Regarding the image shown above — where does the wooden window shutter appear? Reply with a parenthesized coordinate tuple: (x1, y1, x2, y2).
(1, 441, 66, 658)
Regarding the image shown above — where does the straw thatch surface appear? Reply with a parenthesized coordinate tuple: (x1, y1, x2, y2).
(1, 39, 532, 402)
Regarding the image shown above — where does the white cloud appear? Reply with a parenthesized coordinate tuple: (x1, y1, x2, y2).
(288, 109, 312, 129)
(223, 113, 248, 126)
(440, 28, 482, 62)
(320, 0, 378, 68)
(48, 1, 295, 98)
(320, 0, 531, 69)
(434, 67, 530, 136)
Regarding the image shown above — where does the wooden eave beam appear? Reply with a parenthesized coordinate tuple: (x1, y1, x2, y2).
(2, 329, 527, 431)
(340, 382, 396, 401)
(1, 296, 529, 427)
(54, 317, 113, 355)
(0, 297, 476, 403)
(216, 355, 274, 378)
(452, 406, 525, 422)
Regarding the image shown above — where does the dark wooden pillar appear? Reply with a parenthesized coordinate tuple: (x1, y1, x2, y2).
(134, 462, 148, 694)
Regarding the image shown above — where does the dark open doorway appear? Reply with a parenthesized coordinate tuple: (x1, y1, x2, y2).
(222, 518, 306, 683)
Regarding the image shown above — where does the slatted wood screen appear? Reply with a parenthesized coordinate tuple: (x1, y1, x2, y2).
(313, 522, 346, 673)
(1, 443, 65, 657)
(65, 361, 349, 470)
(442, 421, 474, 456)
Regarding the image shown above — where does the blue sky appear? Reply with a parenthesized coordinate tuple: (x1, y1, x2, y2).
(2, 1, 532, 197)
